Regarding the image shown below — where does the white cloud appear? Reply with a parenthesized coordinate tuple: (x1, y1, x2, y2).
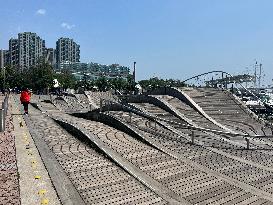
(61, 22, 75, 30)
(36, 9, 46, 15)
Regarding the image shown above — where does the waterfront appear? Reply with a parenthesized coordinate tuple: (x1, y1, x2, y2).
(2, 86, 273, 204)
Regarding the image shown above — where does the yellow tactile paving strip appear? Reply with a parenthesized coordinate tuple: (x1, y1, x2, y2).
(12, 96, 60, 205)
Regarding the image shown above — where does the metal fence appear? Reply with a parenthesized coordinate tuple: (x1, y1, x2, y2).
(0, 95, 9, 132)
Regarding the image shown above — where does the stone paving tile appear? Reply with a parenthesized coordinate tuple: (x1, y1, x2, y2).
(33, 93, 273, 204)
(0, 104, 20, 205)
(44, 109, 259, 204)
(108, 111, 273, 203)
(183, 88, 273, 136)
(26, 103, 167, 205)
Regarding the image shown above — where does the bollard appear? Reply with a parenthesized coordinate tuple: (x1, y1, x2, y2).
(245, 138, 250, 150)
(3, 99, 8, 115)
(100, 99, 103, 112)
(107, 101, 110, 113)
(191, 131, 194, 144)
(129, 112, 132, 123)
(6, 97, 9, 116)
(0, 109, 4, 132)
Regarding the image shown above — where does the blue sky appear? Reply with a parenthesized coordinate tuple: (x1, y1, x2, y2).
(1, 0, 273, 84)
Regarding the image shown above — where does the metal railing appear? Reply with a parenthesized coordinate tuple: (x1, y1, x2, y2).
(99, 98, 273, 149)
(181, 70, 266, 111)
(0, 94, 9, 132)
(181, 70, 273, 127)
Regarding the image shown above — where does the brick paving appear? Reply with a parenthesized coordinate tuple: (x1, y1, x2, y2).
(0, 101, 20, 205)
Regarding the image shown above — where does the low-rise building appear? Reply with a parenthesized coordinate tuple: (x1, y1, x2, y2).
(59, 62, 130, 80)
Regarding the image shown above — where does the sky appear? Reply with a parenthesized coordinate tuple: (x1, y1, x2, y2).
(1, 0, 273, 84)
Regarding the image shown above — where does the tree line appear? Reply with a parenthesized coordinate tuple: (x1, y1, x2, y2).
(0, 61, 186, 93)
(0, 61, 136, 93)
(138, 77, 186, 91)
(0, 61, 76, 93)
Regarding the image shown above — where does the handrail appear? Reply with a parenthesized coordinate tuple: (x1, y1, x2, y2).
(0, 94, 9, 132)
(101, 99, 272, 150)
(181, 70, 273, 124)
(182, 70, 262, 102)
(100, 98, 273, 139)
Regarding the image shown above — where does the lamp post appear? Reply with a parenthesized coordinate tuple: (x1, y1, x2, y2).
(132, 62, 136, 94)
(133, 62, 136, 84)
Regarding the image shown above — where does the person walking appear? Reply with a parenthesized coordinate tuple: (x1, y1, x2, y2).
(20, 87, 31, 115)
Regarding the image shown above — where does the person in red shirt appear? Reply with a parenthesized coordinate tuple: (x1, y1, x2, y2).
(20, 87, 31, 115)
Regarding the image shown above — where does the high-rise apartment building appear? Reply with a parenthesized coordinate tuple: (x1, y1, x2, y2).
(9, 38, 19, 67)
(4, 34, 81, 70)
(8, 32, 45, 69)
(0, 49, 10, 68)
(44, 48, 56, 66)
(56, 37, 80, 69)
(18, 32, 45, 69)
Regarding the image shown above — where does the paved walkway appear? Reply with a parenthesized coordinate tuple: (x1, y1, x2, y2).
(3, 91, 273, 205)
(0, 97, 20, 205)
(0, 96, 60, 205)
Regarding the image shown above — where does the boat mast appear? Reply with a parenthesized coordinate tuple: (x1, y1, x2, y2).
(259, 63, 262, 88)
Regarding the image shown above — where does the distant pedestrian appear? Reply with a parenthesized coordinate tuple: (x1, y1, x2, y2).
(20, 87, 31, 115)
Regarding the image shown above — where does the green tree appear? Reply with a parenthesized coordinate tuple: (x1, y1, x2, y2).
(138, 77, 186, 91)
(125, 74, 136, 92)
(95, 77, 109, 91)
(24, 61, 54, 92)
(0, 65, 23, 90)
(109, 78, 128, 91)
(54, 69, 76, 90)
